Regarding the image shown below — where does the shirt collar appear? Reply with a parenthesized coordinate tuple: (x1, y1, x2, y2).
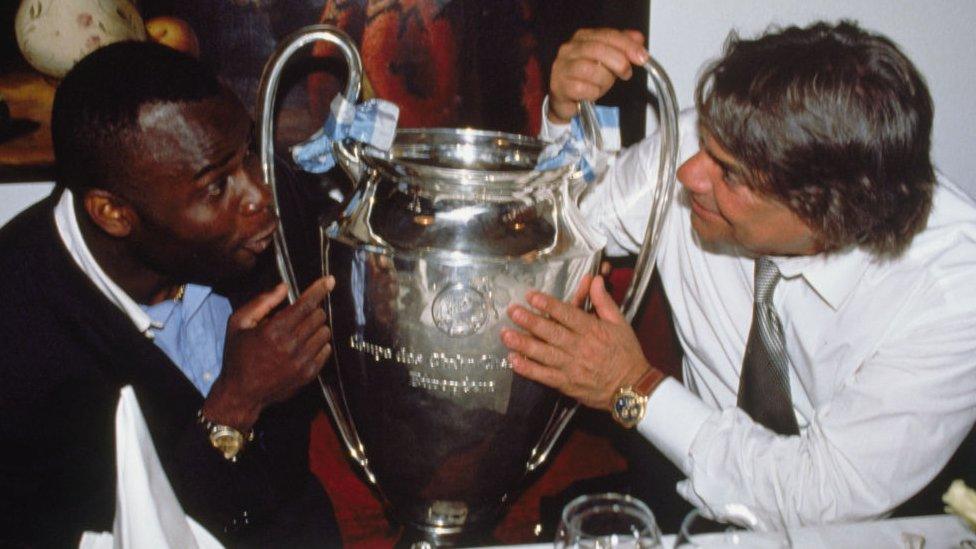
(141, 283, 214, 333)
(767, 245, 873, 310)
(55, 189, 155, 334)
(54, 189, 214, 335)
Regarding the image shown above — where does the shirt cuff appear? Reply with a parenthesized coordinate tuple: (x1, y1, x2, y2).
(539, 95, 571, 141)
(636, 377, 714, 475)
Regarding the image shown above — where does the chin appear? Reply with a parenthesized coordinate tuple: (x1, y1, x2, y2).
(690, 215, 717, 242)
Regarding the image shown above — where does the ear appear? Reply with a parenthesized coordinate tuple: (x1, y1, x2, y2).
(83, 189, 138, 238)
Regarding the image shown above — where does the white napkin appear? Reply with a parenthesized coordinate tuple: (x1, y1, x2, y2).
(78, 386, 223, 548)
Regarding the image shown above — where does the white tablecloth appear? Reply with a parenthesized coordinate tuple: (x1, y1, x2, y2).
(491, 514, 974, 549)
(778, 514, 972, 549)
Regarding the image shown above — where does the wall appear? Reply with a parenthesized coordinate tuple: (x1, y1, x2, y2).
(3, 1, 974, 226)
(0, 182, 54, 226)
(646, 0, 976, 196)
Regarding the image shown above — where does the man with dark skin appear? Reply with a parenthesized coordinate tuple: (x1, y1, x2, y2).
(0, 41, 340, 546)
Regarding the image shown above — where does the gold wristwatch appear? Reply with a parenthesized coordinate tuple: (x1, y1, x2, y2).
(610, 368, 666, 428)
(197, 410, 254, 462)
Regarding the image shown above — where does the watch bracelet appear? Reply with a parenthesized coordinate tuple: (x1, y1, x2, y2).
(196, 410, 255, 456)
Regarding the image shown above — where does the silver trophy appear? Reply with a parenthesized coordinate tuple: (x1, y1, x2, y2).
(257, 25, 679, 545)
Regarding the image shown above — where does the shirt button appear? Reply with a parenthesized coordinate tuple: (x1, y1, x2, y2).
(203, 372, 214, 381)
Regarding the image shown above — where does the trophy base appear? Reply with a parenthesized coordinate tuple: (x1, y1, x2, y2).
(396, 522, 497, 548)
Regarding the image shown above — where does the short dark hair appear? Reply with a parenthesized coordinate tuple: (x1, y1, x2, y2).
(51, 40, 223, 193)
(695, 20, 935, 257)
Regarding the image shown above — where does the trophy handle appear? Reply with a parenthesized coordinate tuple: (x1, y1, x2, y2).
(526, 400, 579, 472)
(577, 100, 604, 153)
(333, 137, 365, 184)
(617, 57, 680, 323)
(256, 25, 376, 482)
(526, 57, 678, 474)
(257, 24, 363, 302)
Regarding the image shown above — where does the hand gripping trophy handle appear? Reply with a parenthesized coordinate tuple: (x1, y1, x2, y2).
(525, 60, 679, 472)
(256, 25, 376, 482)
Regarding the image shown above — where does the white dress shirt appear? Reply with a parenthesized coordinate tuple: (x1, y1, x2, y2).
(542, 108, 976, 529)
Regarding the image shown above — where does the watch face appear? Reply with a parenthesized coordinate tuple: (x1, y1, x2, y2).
(211, 428, 244, 460)
(613, 392, 645, 428)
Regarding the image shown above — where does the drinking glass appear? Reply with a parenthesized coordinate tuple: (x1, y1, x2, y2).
(555, 493, 662, 549)
(674, 509, 791, 548)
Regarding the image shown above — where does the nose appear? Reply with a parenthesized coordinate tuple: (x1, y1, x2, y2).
(239, 169, 272, 216)
(677, 150, 712, 195)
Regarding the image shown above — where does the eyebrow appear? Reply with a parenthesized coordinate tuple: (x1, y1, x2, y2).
(192, 150, 236, 181)
(699, 134, 747, 180)
(711, 153, 740, 177)
(191, 123, 255, 181)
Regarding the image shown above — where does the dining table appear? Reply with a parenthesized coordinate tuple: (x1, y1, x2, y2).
(483, 513, 975, 549)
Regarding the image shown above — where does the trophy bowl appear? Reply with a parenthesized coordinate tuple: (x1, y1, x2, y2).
(257, 25, 678, 545)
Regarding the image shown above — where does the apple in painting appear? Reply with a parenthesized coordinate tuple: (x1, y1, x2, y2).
(145, 16, 200, 57)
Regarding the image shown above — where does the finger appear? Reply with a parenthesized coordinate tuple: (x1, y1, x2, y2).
(231, 283, 288, 330)
(558, 50, 621, 87)
(570, 40, 635, 81)
(295, 326, 331, 372)
(313, 343, 333, 372)
(500, 327, 570, 369)
(573, 28, 649, 66)
(590, 275, 626, 324)
(525, 289, 596, 334)
(623, 29, 646, 49)
(292, 307, 329, 349)
(555, 45, 630, 88)
(507, 304, 575, 348)
(276, 276, 334, 328)
(552, 73, 608, 104)
(571, 274, 593, 308)
(508, 352, 568, 391)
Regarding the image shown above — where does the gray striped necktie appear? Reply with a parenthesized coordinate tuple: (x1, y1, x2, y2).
(737, 257, 800, 435)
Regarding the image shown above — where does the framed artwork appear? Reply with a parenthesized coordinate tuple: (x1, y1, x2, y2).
(0, 0, 648, 183)
(1, 3, 55, 183)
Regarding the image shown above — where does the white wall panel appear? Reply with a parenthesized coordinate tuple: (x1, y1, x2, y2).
(0, 182, 54, 227)
(646, 1, 976, 195)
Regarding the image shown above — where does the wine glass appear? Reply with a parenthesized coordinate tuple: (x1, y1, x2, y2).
(555, 492, 662, 549)
(674, 509, 791, 548)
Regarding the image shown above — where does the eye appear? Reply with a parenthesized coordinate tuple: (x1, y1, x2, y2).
(722, 168, 738, 185)
(205, 176, 229, 198)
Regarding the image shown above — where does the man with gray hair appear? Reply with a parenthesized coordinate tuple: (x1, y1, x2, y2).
(504, 21, 976, 529)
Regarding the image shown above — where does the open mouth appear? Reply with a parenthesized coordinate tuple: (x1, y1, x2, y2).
(243, 224, 277, 255)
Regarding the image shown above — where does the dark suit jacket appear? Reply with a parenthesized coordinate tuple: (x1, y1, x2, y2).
(0, 191, 339, 548)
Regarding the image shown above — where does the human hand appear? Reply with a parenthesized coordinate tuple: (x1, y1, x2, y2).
(548, 28, 650, 124)
(501, 275, 657, 410)
(202, 276, 334, 430)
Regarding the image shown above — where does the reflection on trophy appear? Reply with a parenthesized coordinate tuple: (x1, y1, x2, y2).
(257, 25, 678, 545)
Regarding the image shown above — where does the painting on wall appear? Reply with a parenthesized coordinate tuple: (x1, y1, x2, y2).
(0, 0, 648, 183)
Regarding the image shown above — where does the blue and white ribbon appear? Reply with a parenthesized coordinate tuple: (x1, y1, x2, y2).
(535, 105, 621, 182)
(291, 94, 400, 173)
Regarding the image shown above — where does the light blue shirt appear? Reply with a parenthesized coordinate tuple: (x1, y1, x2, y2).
(141, 284, 233, 396)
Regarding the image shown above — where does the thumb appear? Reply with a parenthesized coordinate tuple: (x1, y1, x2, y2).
(571, 274, 593, 308)
(590, 275, 626, 324)
(231, 282, 289, 330)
